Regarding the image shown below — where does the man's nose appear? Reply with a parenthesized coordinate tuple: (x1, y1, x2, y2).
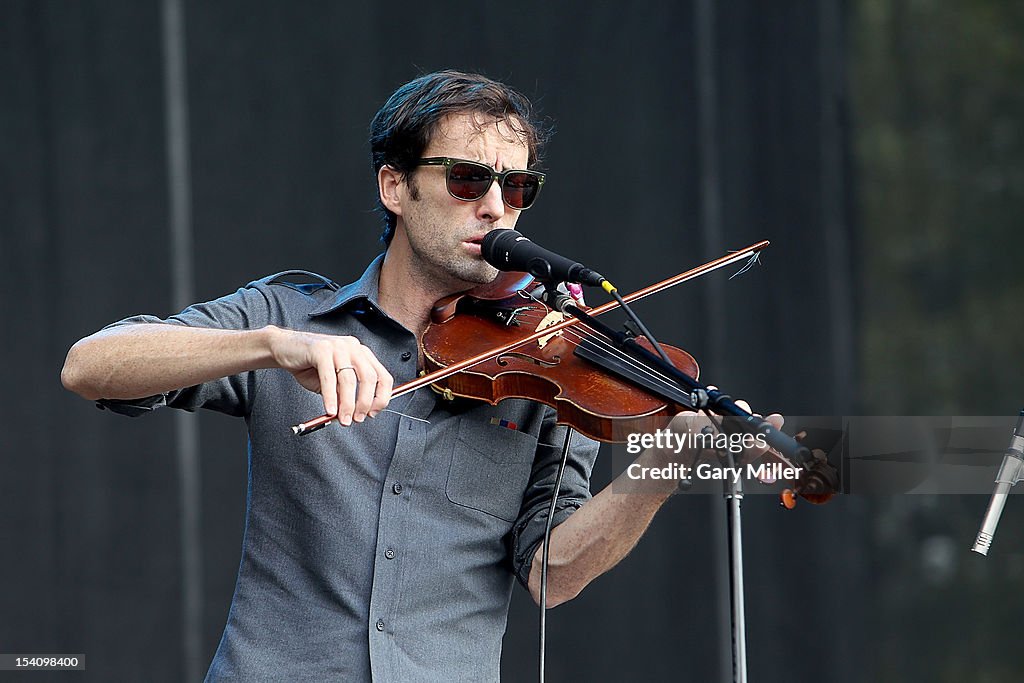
(475, 178, 507, 222)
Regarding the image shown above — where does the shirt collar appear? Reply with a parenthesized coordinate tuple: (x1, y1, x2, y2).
(308, 252, 385, 317)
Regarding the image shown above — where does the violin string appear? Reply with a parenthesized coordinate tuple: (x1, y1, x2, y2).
(509, 299, 693, 402)
(509, 299, 681, 388)
(559, 325, 693, 399)
(512, 298, 689, 394)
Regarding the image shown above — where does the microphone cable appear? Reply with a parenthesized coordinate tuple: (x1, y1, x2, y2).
(538, 426, 574, 683)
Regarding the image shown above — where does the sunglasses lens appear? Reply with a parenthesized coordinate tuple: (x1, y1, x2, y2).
(447, 162, 492, 200)
(501, 172, 541, 210)
(439, 159, 542, 209)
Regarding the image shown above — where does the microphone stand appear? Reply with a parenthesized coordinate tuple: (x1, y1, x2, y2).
(721, 448, 748, 683)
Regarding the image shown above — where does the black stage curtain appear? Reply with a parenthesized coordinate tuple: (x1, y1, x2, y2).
(2, 1, 861, 680)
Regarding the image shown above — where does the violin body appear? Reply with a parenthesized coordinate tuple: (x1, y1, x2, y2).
(421, 293, 700, 443)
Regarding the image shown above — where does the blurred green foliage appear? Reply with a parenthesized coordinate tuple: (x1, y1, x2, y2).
(853, 2, 1024, 681)
(855, 0, 1024, 415)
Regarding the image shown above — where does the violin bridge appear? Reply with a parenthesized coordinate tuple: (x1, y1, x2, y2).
(535, 311, 565, 348)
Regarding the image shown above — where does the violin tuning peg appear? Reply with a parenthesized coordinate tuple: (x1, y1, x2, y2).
(780, 489, 797, 510)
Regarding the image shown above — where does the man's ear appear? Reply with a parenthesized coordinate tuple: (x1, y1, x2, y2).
(378, 165, 404, 217)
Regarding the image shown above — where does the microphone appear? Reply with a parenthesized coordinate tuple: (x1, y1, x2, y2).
(972, 410, 1024, 556)
(481, 229, 607, 288)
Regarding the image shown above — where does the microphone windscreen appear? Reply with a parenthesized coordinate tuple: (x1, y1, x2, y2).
(481, 229, 524, 270)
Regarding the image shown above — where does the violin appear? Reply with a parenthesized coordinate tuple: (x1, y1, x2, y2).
(291, 241, 838, 505)
(421, 274, 699, 443)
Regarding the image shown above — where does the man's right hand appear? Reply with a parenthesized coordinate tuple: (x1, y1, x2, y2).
(265, 326, 394, 425)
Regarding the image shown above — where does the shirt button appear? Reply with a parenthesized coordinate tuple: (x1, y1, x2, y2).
(384, 548, 395, 560)
(392, 482, 403, 495)
(375, 619, 385, 632)
(400, 351, 412, 362)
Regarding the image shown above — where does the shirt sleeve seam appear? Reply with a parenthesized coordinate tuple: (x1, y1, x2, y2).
(244, 283, 277, 418)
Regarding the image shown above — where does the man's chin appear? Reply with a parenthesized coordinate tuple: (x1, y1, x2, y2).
(453, 262, 500, 286)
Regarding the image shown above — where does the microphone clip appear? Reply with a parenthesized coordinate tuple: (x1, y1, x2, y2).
(540, 281, 574, 315)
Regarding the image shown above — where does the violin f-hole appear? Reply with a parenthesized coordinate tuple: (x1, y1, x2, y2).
(496, 352, 561, 368)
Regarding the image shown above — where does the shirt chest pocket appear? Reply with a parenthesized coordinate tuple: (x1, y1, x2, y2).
(445, 419, 538, 522)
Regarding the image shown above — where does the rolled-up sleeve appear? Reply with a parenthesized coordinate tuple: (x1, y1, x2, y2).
(95, 283, 273, 418)
(509, 408, 600, 589)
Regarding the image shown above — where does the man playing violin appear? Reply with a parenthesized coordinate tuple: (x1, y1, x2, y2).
(62, 70, 779, 681)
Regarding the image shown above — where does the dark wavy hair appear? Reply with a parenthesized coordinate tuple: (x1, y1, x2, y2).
(369, 70, 551, 245)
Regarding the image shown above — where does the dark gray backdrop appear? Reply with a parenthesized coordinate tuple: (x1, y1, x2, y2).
(2, 1, 863, 681)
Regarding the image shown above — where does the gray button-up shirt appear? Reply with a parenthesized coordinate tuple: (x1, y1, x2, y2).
(99, 255, 599, 682)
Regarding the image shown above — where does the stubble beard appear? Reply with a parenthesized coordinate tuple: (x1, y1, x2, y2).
(405, 223, 499, 290)
(402, 176, 500, 289)
(447, 247, 499, 285)
(417, 241, 498, 288)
